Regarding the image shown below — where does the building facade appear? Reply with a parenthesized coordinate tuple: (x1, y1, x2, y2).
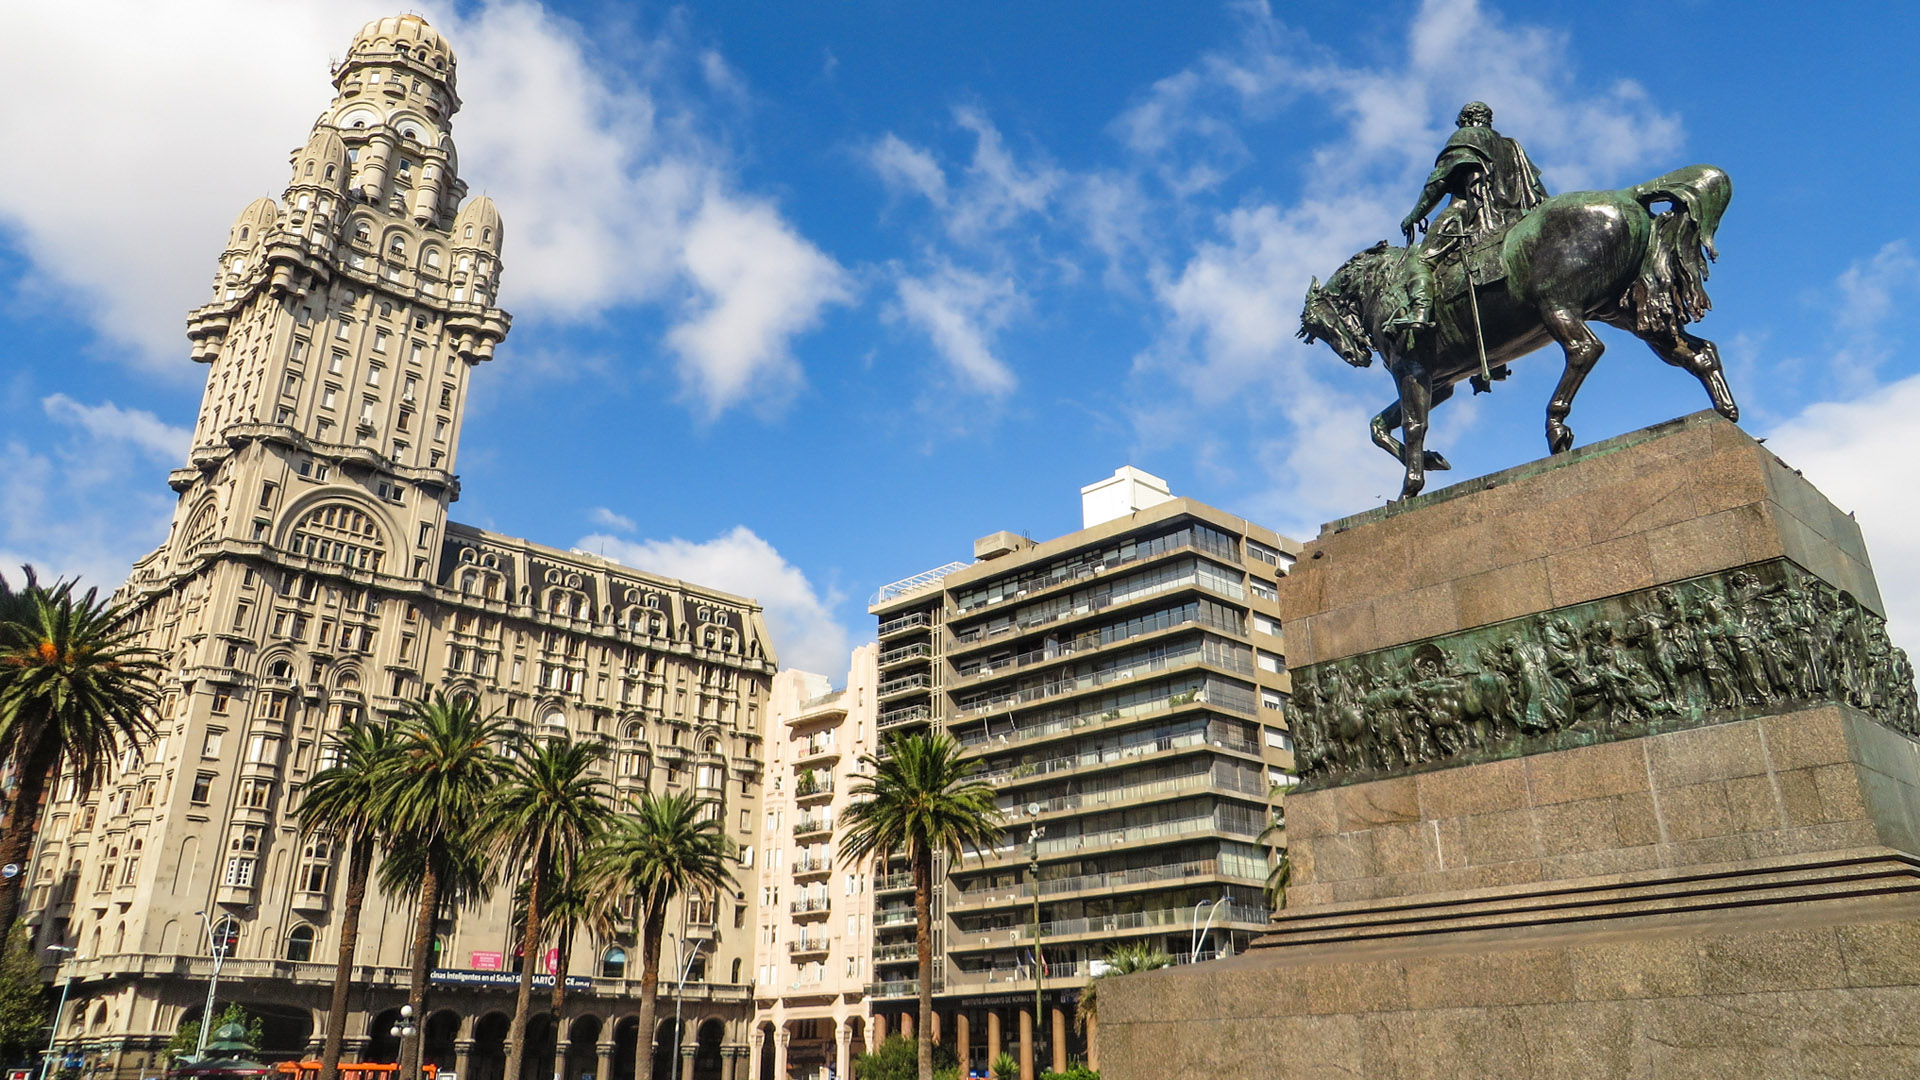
(24, 16, 773, 1080)
(865, 469, 1300, 1075)
(747, 647, 882, 1080)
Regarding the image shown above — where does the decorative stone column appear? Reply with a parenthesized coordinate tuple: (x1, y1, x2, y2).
(985, 1013, 1001, 1078)
(748, 1028, 763, 1080)
(774, 1030, 789, 1080)
(595, 1041, 614, 1080)
(1049, 1007, 1066, 1074)
(454, 1039, 475, 1080)
(552, 1037, 570, 1080)
(953, 1015, 970, 1076)
(929, 1012, 941, 1047)
(898, 1012, 912, 1040)
(872, 1014, 886, 1045)
(1017, 1009, 1032, 1080)
(834, 1022, 850, 1080)
(678, 1039, 695, 1080)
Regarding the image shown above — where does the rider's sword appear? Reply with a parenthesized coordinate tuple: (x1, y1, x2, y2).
(1464, 261, 1492, 386)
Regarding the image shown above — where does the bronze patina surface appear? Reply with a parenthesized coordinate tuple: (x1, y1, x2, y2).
(1298, 102, 1738, 501)
(1290, 558, 1920, 789)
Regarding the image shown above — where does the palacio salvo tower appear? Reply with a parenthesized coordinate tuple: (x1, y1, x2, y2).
(25, 17, 775, 1080)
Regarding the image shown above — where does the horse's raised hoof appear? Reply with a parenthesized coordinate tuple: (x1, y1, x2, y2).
(1423, 450, 1453, 471)
(1547, 420, 1574, 454)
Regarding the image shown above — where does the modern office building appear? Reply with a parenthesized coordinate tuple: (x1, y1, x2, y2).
(865, 468, 1300, 1075)
(22, 16, 772, 1080)
(747, 647, 882, 1080)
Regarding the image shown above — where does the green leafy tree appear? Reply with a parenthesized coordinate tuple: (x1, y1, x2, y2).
(584, 791, 734, 1080)
(294, 714, 401, 1080)
(838, 732, 1003, 1080)
(0, 572, 162, 942)
(166, 1002, 262, 1064)
(1075, 943, 1172, 1037)
(0, 927, 47, 1066)
(853, 1035, 956, 1080)
(485, 737, 613, 1080)
(375, 694, 512, 1080)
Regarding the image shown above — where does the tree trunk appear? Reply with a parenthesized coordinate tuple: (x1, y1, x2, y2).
(400, 857, 441, 1080)
(549, 919, 572, 1016)
(319, 836, 374, 1080)
(914, 847, 934, 1080)
(0, 740, 58, 946)
(634, 900, 667, 1080)
(503, 852, 547, 1080)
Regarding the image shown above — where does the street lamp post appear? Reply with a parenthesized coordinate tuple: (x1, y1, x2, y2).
(40, 945, 74, 1080)
(193, 910, 229, 1061)
(1024, 803, 1044, 1071)
(667, 930, 706, 1080)
(1189, 897, 1229, 964)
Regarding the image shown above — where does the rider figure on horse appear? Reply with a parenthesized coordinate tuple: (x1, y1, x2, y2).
(1389, 101, 1549, 342)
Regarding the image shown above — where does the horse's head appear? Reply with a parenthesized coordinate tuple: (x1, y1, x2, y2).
(1298, 244, 1390, 368)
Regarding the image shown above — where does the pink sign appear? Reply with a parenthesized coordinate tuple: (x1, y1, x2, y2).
(544, 947, 561, 974)
(470, 951, 503, 971)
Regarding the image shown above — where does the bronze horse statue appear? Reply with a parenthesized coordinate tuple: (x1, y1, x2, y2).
(1299, 164, 1739, 500)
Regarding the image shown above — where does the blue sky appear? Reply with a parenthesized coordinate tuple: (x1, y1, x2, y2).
(2, 0, 1918, 675)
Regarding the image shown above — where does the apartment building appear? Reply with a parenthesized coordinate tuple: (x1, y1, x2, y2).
(864, 468, 1299, 1075)
(748, 647, 882, 1080)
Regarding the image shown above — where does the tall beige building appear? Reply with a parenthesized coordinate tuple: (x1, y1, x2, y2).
(865, 469, 1299, 1076)
(747, 648, 882, 1080)
(25, 17, 773, 1080)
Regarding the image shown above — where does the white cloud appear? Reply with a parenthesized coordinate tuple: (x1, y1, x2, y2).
(588, 507, 637, 533)
(0, 0, 847, 415)
(666, 194, 853, 417)
(42, 394, 190, 464)
(869, 134, 950, 207)
(892, 264, 1021, 396)
(580, 526, 852, 676)
(1765, 373, 1920, 650)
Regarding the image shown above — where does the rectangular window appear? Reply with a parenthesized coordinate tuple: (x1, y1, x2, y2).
(322, 385, 338, 409)
(328, 352, 345, 375)
(299, 862, 330, 893)
(232, 602, 251, 630)
(240, 779, 272, 809)
(246, 735, 279, 764)
(210, 692, 230, 716)
(1257, 650, 1286, 675)
(335, 319, 351, 341)
(367, 364, 383, 386)
(372, 330, 389, 353)
(1264, 726, 1292, 750)
(1261, 688, 1285, 712)
(1252, 613, 1281, 637)
(409, 342, 424, 365)
(291, 338, 308, 360)
(397, 408, 412, 432)
(190, 773, 214, 804)
(283, 374, 300, 396)
(259, 482, 277, 509)
(224, 857, 256, 887)
(1250, 579, 1278, 602)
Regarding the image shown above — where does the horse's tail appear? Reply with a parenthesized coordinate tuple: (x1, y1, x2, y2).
(1625, 164, 1732, 330)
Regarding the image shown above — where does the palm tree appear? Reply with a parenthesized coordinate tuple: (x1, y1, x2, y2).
(294, 714, 400, 1080)
(486, 738, 614, 1080)
(585, 791, 734, 1080)
(838, 732, 1003, 1080)
(377, 694, 513, 1080)
(0, 572, 162, 942)
(1259, 782, 1291, 910)
(1075, 942, 1173, 1036)
(533, 866, 618, 1016)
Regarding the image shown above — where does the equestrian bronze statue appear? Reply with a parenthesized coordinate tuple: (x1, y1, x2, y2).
(1298, 101, 1738, 500)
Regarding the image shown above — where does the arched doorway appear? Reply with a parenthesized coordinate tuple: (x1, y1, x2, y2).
(693, 1020, 724, 1080)
(611, 1017, 640, 1080)
(650, 1020, 680, 1080)
(364, 1010, 402, 1065)
(424, 1011, 461, 1074)
(249, 1003, 313, 1062)
(470, 1013, 510, 1080)
(565, 1016, 602, 1080)
(755, 1023, 776, 1080)
(521, 1015, 558, 1080)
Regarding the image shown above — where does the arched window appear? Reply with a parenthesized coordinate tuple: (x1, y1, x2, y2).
(304, 161, 315, 176)
(424, 249, 441, 269)
(286, 925, 315, 962)
(268, 659, 292, 679)
(389, 236, 407, 257)
(354, 221, 372, 243)
(287, 503, 387, 572)
(325, 164, 338, 181)
(601, 947, 626, 979)
(210, 916, 240, 957)
(239, 226, 250, 241)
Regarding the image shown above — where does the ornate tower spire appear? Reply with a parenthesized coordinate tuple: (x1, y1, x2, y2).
(159, 14, 509, 591)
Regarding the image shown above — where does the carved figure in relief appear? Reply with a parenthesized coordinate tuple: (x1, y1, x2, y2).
(1288, 562, 1920, 785)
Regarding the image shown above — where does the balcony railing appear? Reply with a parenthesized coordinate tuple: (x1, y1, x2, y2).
(954, 858, 1230, 906)
(875, 907, 917, 927)
(875, 871, 915, 892)
(793, 816, 830, 836)
(873, 942, 920, 963)
(973, 726, 1259, 787)
(956, 690, 1258, 752)
(789, 896, 832, 915)
(877, 612, 932, 637)
(787, 938, 830, 955)
(878, 705, 930, 730)
(954, 606, 1242, 681)
(878, 642, 931, 666)
(878, 673, 931, 698)
(993, 768, 1267, 819)
(975, 812, 1261, 864)
(957, 645, 1248, 718)
(792, 857, 833, 877)
(865, 979, 919, 998)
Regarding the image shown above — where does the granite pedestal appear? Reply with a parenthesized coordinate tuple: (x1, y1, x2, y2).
(1098, 414, 1920, 1079)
